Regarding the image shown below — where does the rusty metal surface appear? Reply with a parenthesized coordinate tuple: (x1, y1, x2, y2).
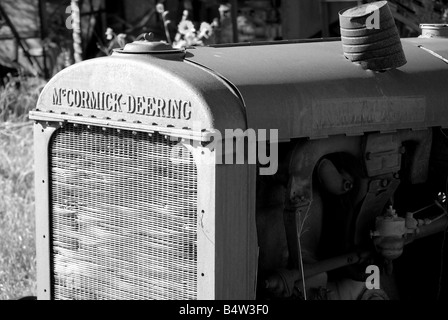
(407, 37, 448, 61)
(186, 38, 448, 140)
(31, 53, 246, 138)
(420, 24, 448, 39)
(32, 37, 448, 142)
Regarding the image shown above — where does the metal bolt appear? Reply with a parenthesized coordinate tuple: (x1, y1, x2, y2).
(143, 33, 154, 41)
(343, 180, 353, 191)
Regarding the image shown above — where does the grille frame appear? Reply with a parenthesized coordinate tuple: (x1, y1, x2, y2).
(33, 121, 218, 300)
(34, 120, 258, 300)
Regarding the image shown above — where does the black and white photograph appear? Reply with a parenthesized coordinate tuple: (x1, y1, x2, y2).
(1, 0, 448, 307)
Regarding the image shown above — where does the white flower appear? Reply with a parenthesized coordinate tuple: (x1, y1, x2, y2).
(184, 32, 197, 45)
(211, 18, 219, 28)
(178, 20, 195, 35)
(173, 39, 187, 49)
(105, 27, 114, 40)
(156, 3, 164, 14)
(198, 22, 213, 39)
(181, 10, 189, 21)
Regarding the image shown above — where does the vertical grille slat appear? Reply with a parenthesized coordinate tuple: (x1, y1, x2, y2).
(49, 125, 198, 300)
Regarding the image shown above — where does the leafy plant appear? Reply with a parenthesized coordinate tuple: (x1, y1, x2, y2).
(97, 2, 221, 55)
(0, 75, 44, 299)
(97, 28, 131, 56)
(0, 75, 46, 122)
(156, 3, 218, 49)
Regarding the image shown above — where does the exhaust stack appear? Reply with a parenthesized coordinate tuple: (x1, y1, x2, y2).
(339, 1, 407, 71)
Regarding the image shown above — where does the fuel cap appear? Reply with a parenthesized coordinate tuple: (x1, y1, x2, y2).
(115, 33, 185, 59)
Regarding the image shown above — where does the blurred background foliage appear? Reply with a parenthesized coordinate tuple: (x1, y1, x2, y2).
(0, 0, 447, 79)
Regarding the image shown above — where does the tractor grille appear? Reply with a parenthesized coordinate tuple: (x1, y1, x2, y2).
(49, 124, 198, 300)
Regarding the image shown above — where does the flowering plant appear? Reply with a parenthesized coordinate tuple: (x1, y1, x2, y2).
(97, 2, 220, 55)
(156, 3, 217, 49)
(97, 28, 130, 55)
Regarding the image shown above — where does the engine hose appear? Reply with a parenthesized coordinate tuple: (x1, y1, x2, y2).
(265, 217, 448, 297)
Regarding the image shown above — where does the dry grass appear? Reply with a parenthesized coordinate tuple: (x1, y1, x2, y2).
(0, 75, 46, 300)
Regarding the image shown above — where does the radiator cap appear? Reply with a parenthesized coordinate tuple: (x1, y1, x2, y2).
(116, 33, 185, 59)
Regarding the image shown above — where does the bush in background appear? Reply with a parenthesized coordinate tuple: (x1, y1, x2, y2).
(0, 75, 46, 299)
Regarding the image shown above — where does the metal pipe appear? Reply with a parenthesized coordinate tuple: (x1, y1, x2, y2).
(265, 251, 371, 290)
(405, 215, 448, 245)
(302, 217, 447, 277)
(420, 23, 448, 38)
(317, 158, 353, 195)
(303, 251, 371, 279)
(266, 216, 448, 294)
